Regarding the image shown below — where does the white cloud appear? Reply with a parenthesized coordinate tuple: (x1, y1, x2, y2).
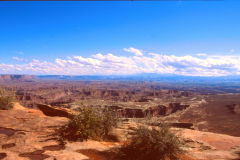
(196, 53, 207, 57)
(13, 56, 24, 62)
(2, 48, 240, 76)
(123, 47, 143, 56)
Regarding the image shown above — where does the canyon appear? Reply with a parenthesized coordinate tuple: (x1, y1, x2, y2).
(0, 75, 240, 159)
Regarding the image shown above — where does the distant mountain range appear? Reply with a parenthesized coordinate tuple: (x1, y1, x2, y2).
(36, 74, 240, 83)
(0, 74, 240, 83)
(1, 74, 240, 83)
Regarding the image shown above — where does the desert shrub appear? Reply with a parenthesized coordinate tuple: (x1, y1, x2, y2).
(100, 108, 120, 137)
(60, 107, 119, 141)
(117, 124, 182, 160)
(0, 87, 16, 110)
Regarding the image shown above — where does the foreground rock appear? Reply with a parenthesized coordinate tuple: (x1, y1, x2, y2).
(0, 103, 119, 160)
(180, 129, 240, 160)
(0, 103, 68, 160)
(37, 104, 75, 119)
(1, 103, 240, 160)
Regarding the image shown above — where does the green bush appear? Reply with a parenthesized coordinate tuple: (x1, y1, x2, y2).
(0, 87, 16, 110)
(60, 107, 119, 141)
(118, 124, 182, 160)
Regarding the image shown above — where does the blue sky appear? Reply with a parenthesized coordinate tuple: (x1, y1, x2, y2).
(0, 1, 240, 76)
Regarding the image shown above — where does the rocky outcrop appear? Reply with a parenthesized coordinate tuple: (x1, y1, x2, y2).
(226, 104, 240, 114)
(167, 103, 189, 115)
(37, 104, 75, 118)
(106, 105, 123, 110)
(144, 105, 167, 116)
(180, 129, 240, 160)
(167, 90, 192, 97)
(144, 103, 190, 116)
(136, 96, 151, 102)
(105, 103, 190, 118)
(0, 75, 36, 82)
(0, 104, 70, 160)
(169, 122, 194, 129)
(120, 108, 144, 118)
(105, 106, 144, 118)
(0, 153, 7, 159)
(0, 103, 122, 160)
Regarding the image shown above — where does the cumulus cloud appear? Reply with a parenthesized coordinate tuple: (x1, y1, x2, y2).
(196, 53, 207, 57)
(13, 56, 24, 62)
(123, 47, 143, 56)
(1, 48, 240, 76)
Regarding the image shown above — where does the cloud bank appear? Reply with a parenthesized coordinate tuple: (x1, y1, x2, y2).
(1, 47, 240, 76)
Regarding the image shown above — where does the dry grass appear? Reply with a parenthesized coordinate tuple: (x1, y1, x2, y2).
(0, 87, 16, 110)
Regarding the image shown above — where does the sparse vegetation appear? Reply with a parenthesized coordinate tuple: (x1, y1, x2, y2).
(0, 87, 16, 110)
(60, 107, 119, 141)
(117, 123, 182, 160)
